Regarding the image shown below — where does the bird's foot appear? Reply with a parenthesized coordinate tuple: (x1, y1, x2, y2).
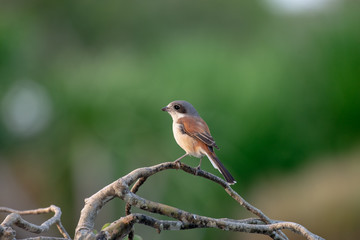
(195, 165, 201, 175)
(173, 153, 188, 169)
(174, 159, 181, 169)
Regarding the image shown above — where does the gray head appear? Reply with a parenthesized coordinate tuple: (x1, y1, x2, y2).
(162, 100, 200, 120)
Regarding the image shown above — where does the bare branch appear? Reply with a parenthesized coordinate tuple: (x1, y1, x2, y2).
(0, 205, 70, 240)
(1, 161, 323, 240)
(99, 213, 321, 240)
(75, 161, 324, 240)
(178, 164, 288, 239)
(125, 176, 148, 240)
(125, 176, 148, 216)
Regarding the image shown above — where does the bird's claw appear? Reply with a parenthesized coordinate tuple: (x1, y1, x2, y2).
(195, 165, 201, 175)
(174, 159, 181, 169)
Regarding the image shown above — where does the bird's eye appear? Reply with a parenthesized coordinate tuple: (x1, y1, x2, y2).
(174, 105, 180, 110)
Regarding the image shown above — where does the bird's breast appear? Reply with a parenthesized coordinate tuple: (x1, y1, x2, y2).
(172, 123, 203, 158)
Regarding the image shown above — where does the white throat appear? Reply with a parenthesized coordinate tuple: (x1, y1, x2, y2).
(170, 112, 187, 122)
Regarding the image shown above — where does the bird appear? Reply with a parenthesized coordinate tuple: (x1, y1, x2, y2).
(162, 100, 236, 184)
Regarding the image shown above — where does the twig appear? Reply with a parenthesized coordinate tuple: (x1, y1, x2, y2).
(0, 205, 70, 240)
(175, 163, 288, 239)
(125, 176, 148, 240)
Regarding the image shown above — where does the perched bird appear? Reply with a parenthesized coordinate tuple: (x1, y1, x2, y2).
(162, 100, 236, 184)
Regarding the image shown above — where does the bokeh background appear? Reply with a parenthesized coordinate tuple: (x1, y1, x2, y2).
(1, 0, 359, 239)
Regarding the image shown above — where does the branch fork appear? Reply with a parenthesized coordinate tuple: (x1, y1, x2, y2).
(75, 161, 324, 240)
(1, 161, 324, 240)
(0, 205, 70, 240)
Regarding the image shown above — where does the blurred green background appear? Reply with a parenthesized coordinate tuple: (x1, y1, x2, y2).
(0, 0, 359, 239)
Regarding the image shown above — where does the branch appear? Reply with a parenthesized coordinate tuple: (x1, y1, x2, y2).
(100, 213, 319, 239)
(1, 161, 323, 240)
(125, 176, 148, 240)
(0, 205, 70, 240)
(75, 161, 324, 240)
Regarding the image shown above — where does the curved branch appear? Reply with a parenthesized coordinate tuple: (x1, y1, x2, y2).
(75, 161, 324, 240)
(99, 213, 319, 240)
(0, 205, 70, 240)
(125, 176, 148, 240)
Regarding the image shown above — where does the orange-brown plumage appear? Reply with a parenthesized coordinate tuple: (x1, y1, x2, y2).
(177, 116, 219, 150)
(162, 100, 236, 184)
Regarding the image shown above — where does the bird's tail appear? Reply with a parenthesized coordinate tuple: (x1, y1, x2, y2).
(205, 151, 236, 185)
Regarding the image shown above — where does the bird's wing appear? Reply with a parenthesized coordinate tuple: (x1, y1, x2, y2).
(177, 116, 219, 149)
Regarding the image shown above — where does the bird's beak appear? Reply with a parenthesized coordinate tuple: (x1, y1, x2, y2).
(161, 106, 169, 112)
